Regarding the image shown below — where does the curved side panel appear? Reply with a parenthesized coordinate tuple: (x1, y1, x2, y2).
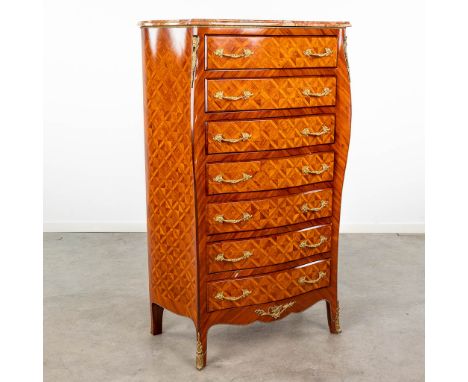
(330, 28, 352, 296)
(141, 27, 197, 322)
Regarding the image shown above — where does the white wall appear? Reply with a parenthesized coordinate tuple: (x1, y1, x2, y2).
(44, 0, 425, 233)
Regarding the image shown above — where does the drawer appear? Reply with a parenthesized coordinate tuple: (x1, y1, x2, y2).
(208, 224, 332, 273)
(207, 259, 330, 311)
(207, 77, 336, 112)
(207, 152, 334, 195)
(207, 188, 333, 234)
(207, 114, 335, 154)
(206, 36, 338, 70)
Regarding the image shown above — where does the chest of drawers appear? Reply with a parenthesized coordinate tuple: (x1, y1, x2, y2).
(139, 19, 351, 370)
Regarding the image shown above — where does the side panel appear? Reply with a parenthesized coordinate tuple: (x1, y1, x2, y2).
(141, 27, 197, 322)
(328, 27, 352, 309)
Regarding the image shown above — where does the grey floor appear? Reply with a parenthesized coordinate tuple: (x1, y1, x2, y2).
(44, 233, 424, 382)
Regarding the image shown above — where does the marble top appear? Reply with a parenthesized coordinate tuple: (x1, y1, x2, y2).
(138, 19, 351, 28)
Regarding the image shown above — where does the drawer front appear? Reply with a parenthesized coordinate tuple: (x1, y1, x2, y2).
(207, 188, 333, 234)
(207, 259, 330, 311)
(206, 36, 338, 70)
(207, 152, 334, 195)
(208, 224, 332, 273)
(207, 114, 335, 154)
(207, 77, 336, 112)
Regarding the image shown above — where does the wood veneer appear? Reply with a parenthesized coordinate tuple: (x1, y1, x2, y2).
(140, 20, 351, 370)
(206, 114, 335, 153)
(206, 76, 337, 111)
(207, 223, 332, 273)
(206, 36, 338, 69)
(207, 259, 330, 311)
(207, 188, 333, 234)
(207, 152, 334, 194)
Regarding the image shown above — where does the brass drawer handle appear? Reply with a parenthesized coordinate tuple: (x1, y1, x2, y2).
(213, 173, 253, 184)
(298, 271, 327, 285)
(255, 301, 295, 320)
(299, 235, 328, 249)
(215, 251, 253, 263)
(302, 88, 331, 97)
(214, 90, 254, 101)
(215, 289, 252, 301)
(214, 48, 254, 58)
(300, 125, 330, 137)
(214, 212, 252, 224)
(302, 164, 329, 175)
(304, 47, 334, 57)
(301, 200, 328, 213)
(213, 132, 251, 143)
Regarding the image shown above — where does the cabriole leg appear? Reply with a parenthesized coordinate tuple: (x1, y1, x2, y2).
(195, 329, 208, 370)
(150, 303, 164, 335)
(326, 299, 342, 334)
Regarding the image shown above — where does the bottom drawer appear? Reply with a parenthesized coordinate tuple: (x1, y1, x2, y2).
(207, 259, 330, 312)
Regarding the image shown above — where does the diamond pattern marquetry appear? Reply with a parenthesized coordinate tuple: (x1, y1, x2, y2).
(142, 28, 197, 319)
(207, 189, 333, 234)
(207, 77, 336, 112)
(207, 152, 334, 194)
(206, 36, 338, 69)
(208, 224, 332, 273)
(207, 260, 330, 311)
(207, 114, 335, 154)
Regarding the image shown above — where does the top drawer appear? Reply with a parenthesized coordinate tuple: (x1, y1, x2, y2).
(206, 36, 338, 70)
